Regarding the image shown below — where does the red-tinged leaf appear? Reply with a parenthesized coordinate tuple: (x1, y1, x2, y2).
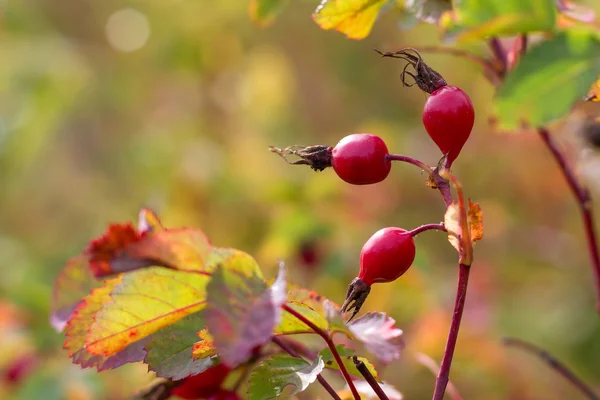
(192, 329, 218, 360)
(347, 312, 404, 364)
(312, 0, 389, 40)
(63, 277, 148, 371)
(138, 208, 165, 234)
(85, 267, 211, 356)
(248, 355, 324, 400)
(144, 312, 215, 380)
(205, 262, 286, 368)
(50, 256, 99, 332)
(86, 226, 213, 277)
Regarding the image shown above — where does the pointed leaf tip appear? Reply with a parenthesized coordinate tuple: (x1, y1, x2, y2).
(347, 312, 404, 364)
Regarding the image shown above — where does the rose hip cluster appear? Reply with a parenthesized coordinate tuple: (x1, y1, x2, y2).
(270, 49, 474, 319)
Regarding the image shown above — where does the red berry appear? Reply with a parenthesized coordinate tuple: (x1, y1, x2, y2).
(331, 134, 391, 185)
(207, 390, 241, 400)
(171, 364, 232, 399)
(359, 227, 416, 285)
(422, 85, 474, 166)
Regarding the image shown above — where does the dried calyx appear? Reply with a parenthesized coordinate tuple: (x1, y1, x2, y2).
(341, 277, 371, 321)
(374, 48, 447, 94)
(269, 145, 333, 171)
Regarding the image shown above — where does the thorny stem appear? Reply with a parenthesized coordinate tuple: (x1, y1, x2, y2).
(432, 263, 471, 400)
(409, 223, 446, 237)
(538, 127, 600, 313)
(272, 336, 342, 400)
(282, 304, 361, 400)
(386, 154, 453, 207)
(503, 338, 600, 400)
(433, 172, 473, 400)
(352, 356, 389, 400)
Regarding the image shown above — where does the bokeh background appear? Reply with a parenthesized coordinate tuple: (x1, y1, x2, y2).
(2, 1, 600, 399)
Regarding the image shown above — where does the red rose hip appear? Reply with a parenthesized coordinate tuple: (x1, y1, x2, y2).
(422, 85, 474, 166)
(359, 227, 416, 285)
(171, 364, 232, 399)
(331, 134, 391, 185)
(207, 390, 241, 400)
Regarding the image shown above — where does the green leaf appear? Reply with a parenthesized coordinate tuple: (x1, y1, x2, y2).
(249, 0, 289, 27)
(144, 311, 215, 380)
(312, 0, 390, 40)
(495, 27, 600, 130)
(248, 355, 324, 399)
(319, 345, 380, 381)
(441, 0, 557, 41)
(206, 261, 286, 367)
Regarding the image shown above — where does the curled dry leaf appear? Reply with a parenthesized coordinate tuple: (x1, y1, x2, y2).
(444, 199, 483, 255)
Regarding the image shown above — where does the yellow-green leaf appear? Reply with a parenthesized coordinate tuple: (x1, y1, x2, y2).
(312, 0, 389, 40)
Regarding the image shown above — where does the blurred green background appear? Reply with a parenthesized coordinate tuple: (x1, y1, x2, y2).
(1, 1, 600, 399)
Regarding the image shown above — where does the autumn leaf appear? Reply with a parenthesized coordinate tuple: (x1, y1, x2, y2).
(63, 278, 147, 371)
(586, 77, 600, 102)
(85, 226, 213, 277)
(84, 267, 211, 356)
(205, 262, 286, 367)
(192, 329, 218, 360)
(347, 312, 404, 364)
(50, 256, 100, 332)
(312, 0, 389, 40)
(444, 199, 484, 254)
(248, 355, 324, 400)
(144, 311, 215, 380)
(138, 208, 165, 234)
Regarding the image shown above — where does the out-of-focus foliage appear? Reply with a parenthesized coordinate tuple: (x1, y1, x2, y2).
(2, 0, 600, 399)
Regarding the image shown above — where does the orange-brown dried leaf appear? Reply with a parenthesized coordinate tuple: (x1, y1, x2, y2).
(444, 199, 483, 253)
(468, 199, 484, 244)
(192, 329, 218, 359)
(586, 77, 600, 102)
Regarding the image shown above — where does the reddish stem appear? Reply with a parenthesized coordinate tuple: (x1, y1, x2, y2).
(282, 304, 361, 400)
(386, 154, 434, 173)
(272, 337, 341, 400)
(503, 338, 600, 400)
(538, 128, 600, 313)
(432, 263, 471, 400)
(488, 37, 507, 77)
(409, 223, 446, 237)
(352, 356, 389, 400)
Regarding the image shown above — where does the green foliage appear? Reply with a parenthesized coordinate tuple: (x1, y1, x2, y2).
(248, 355, 324, 399)
(495, 27, 600, 130)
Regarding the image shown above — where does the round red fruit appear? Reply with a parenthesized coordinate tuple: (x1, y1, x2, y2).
(359, 227, 416, 285)
(207, 390, 242, 400)
(331, 134, 391, 185)
(422, 85, 474, 166)
(171, 364, 232, 399)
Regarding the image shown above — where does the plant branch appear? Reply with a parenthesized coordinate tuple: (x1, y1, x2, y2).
(272, 336, 341, 400)
(432, 263, 471, 400)
(387, 154, 453, 207)
(488, 37, 507, 77)
(352, 356, 389, 400)
(415, 352, 464, 400)
(538, 127, 600, 313)
(503, 337, 600, 400)
(282, 304, 360, 400)
(409, 223, 446, 237)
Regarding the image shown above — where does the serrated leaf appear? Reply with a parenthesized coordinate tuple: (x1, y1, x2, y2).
(495, 28, 600, 130)
(312, 0, 389, 40)
(248, 355, 324, 400)
(276, 289, 347, 335)
(85, 267, 211, 356)
(50, 256, 99, 332)
(144, 311, 215, 380)
(441, 0, 556, 41)
(206, 261, 286, 367)
(347, 312, 404, 364)
(319, 345, 380, 381)
(86, 225, 213, 277)
(63, 278, 147, 370)
(404, 0, 452, 24)
(444, 199, 483, 253)
(249, 0, 289, 27)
